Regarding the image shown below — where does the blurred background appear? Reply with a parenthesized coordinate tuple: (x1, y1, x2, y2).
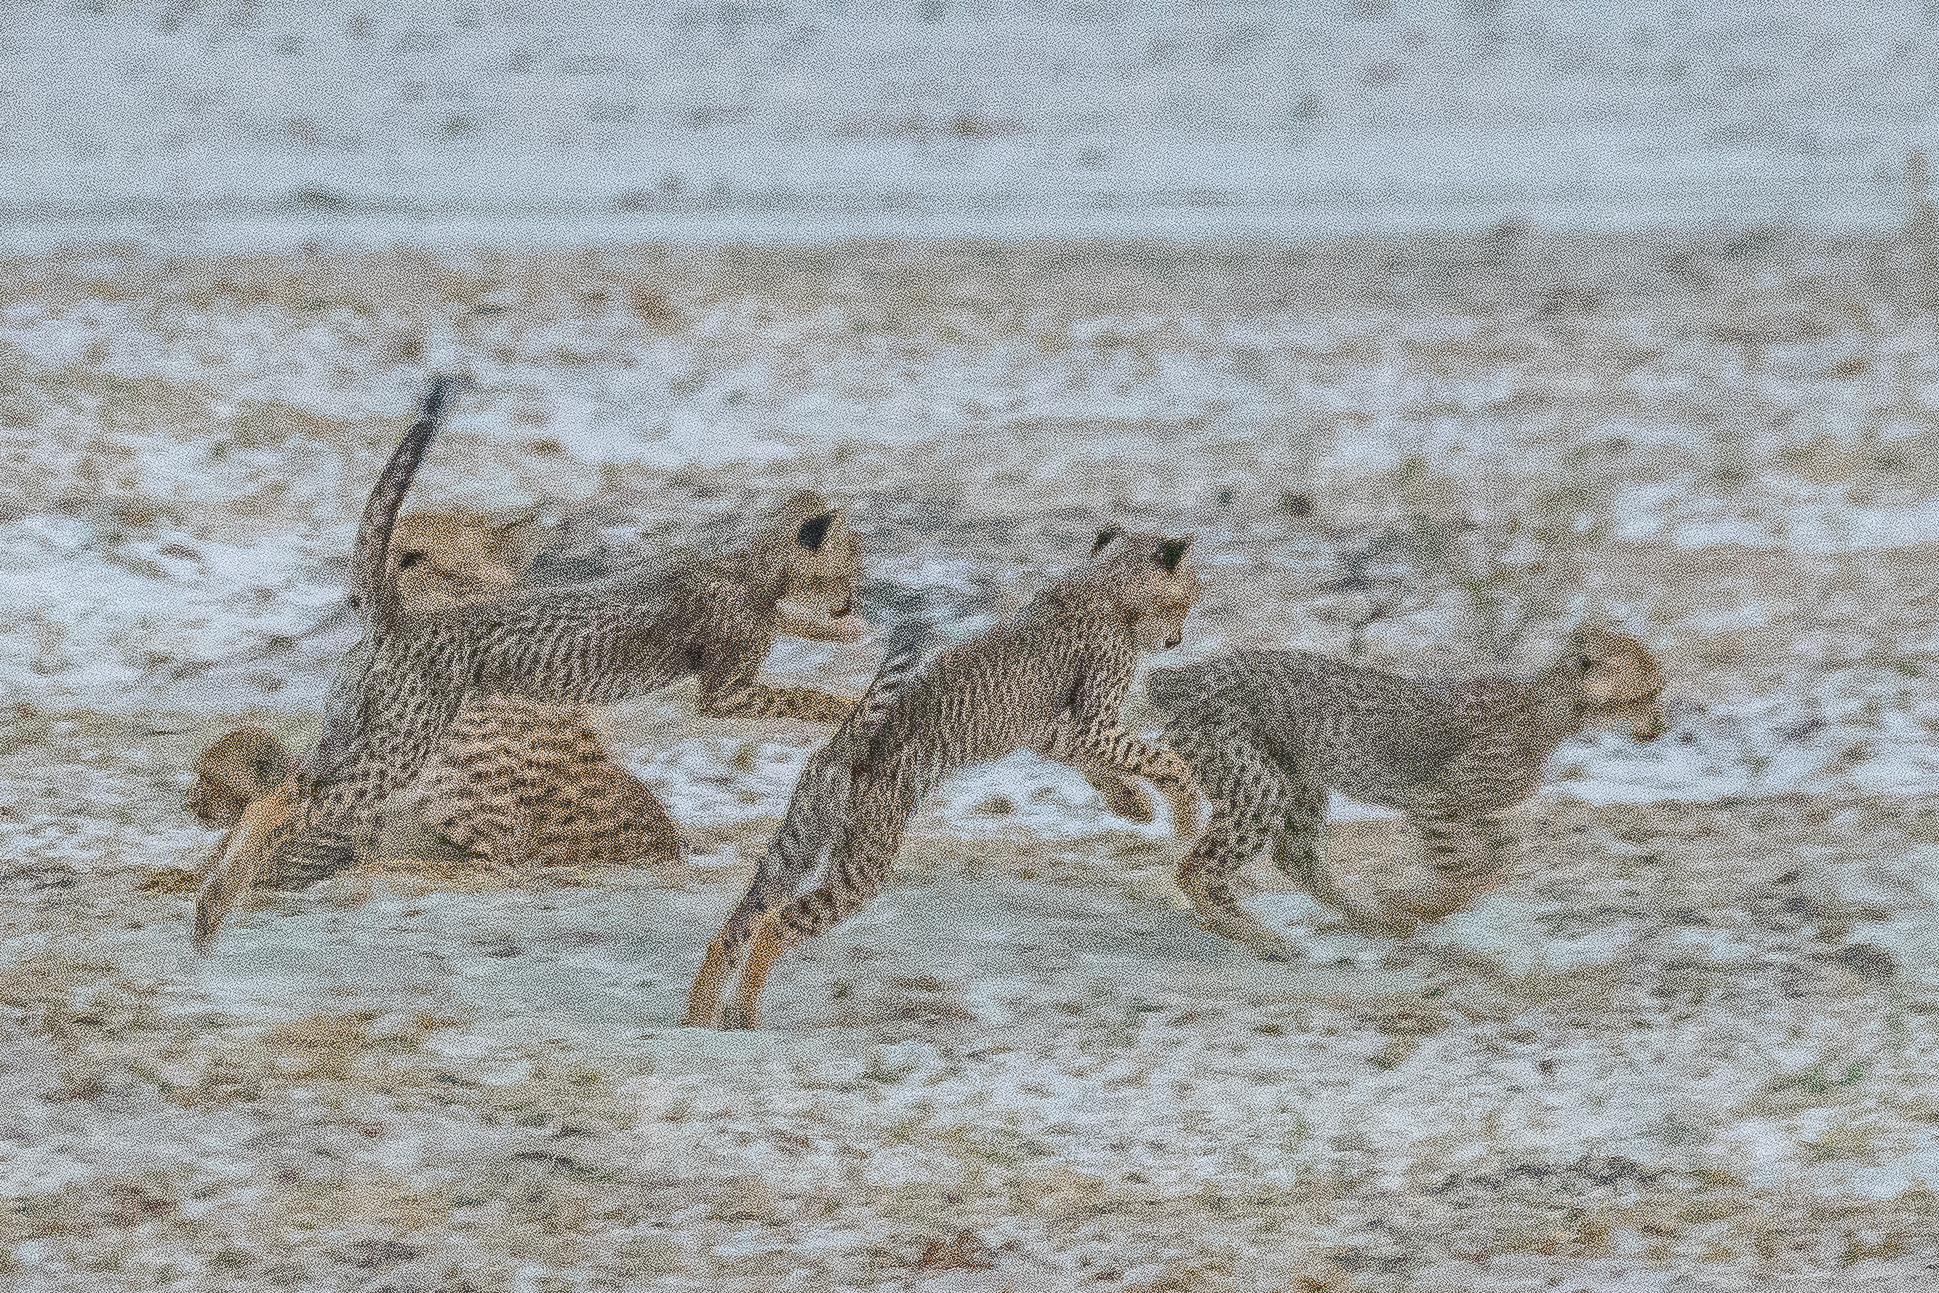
(1, 0, 1931, 245)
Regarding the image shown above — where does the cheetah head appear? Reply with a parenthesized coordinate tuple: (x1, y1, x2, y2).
(1565, 623, 1667, 742)
(1090, 528, 1200, 652)
(187, 726, 295, 829)
(765, 491, 866, 637)
(386, 509, 535, 616)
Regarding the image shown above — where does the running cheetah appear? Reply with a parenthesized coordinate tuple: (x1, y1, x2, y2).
(684, 529, 1204, 1029)
(194, 377, 871, 942)
(1111, 624, 1666, 957)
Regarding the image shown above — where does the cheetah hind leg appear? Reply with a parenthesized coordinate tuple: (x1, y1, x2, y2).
(723, 857, 891, 1027)
(1270, 785, 1421, 939)
(193, 778, 304, 951)
(1176, 808, 1301, 962)
(1083, 768, 1156, 823)
(720, 911, 793, 1030)
(685, 871, 796, 1028)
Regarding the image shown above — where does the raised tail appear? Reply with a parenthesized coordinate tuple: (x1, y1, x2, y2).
(834, 618, 933, 749)
(347, 374, 459, 632)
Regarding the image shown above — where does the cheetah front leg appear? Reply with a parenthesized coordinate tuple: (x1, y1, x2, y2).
(1041, 712, 1202, 840)
(1270, 782, 1420, 939)
(1037, 714, 1158, 822)
(1392, 810, 1517, 924)
(1084, 768, 1158, 822)
(1148, 731, 1295, 959)
(699, 679, 855, 725)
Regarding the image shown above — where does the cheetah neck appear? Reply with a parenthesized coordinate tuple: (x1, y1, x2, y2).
(705, 548, 789, 614)
(1524, 663, 1591, 746)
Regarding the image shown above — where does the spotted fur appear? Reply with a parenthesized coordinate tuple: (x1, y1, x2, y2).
(683, 619, 936, 1028)
(685, 530, 1204, 1029)
(194, 380, 868, 943)
(188, 701, 683, 946)
(1126, 624, 1667, 956)
(407, 694, 682, 875)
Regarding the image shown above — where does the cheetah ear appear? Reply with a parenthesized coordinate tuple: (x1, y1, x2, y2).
(1153, 536, 1192, 573)
(796, 511, 836, 552)
(1091, 527, 1124, 556)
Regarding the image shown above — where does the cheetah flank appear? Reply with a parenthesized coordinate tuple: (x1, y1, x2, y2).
(685, 529, 1205, 1029)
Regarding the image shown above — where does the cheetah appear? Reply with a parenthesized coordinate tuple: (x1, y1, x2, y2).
(1102, 623, 1667, 958)
(193, 376, 871, 942)
(189, 699, 683, 949)
(684, 529, 1205, 1029)
(403, 692, 682, 875)
(185, 725, 293, 832)
(386, 507, 538, 614)
(186, 501, 670, 931)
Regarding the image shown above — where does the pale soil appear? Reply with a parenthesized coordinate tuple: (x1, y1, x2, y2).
(5, 231, 1939, 1289)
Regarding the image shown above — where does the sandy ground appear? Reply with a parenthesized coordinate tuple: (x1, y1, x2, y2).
(6, 230, 1939, 1289)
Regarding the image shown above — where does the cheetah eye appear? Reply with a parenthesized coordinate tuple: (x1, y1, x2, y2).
(1578, 654, 1596, 672)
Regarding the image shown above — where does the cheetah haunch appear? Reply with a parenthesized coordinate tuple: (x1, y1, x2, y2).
(684, 528, 1205, 1029)
(1115, 623, 1666, 957)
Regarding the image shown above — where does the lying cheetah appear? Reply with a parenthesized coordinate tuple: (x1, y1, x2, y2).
(386, 507, 538, 614)
(185, 726, 293, 832)
(195, 377, 871, 941)
(684, 529, 1205, 1029)
(187, 499, 673, 932)
(1107, 623, 1666, 957)
(190, 698, 683, 949)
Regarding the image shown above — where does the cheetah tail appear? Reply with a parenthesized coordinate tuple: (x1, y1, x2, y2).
(348, 373, 459, 631)
(837, 617, 933, 746)
(192, 778, 302, 953)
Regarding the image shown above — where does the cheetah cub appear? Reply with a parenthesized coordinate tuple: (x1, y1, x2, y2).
(187, 702, 683, 948)
(185, 726, 293, 832)
(385, 508, 536, 614)
(1106, 624, 1666, 958)
(195, 377, 872, 941)
(684, 529, 1205, 1029)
